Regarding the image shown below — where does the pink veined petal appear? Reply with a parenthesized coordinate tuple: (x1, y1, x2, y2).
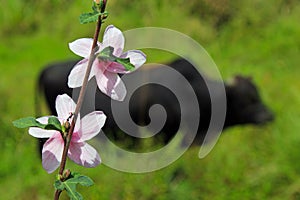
(29, 127, 57, 138)
(72, 119, 81, 142)
(42, 134, 64, 173)
(68, 142, 101, 168)
(95, 70, 127, 101)
(106, 50, 146, 74)
(67, 59, 88, 88)
(121, 50, 147, 70)
(69, 38, 96, 58)
(102, 25, 124, 57)
(106, 62, 127, 74)
(71, 113, 84, 142)
(92, 59, 107, 75)
(29, 116, 57, 138)
(55, 94, 76, 120)
(68, 59, 98, 88)
(76, 111, 106, 142)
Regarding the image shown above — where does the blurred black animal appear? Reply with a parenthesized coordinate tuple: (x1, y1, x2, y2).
(37, 58, 273, 151)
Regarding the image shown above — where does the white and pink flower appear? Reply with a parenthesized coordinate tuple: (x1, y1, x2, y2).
(29, 94, 106, 173)
(68, 25, 146, 101)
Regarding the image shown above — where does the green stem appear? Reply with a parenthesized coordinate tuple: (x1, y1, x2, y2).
(54, 1, 107, 199)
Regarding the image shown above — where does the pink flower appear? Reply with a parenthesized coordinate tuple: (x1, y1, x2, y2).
(68, 25, 146, 101)
(29, 94, 106, 173)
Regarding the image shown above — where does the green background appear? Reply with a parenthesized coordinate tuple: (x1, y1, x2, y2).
(1, 0, 300, 199)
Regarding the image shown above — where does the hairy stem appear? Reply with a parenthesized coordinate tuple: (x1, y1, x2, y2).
(54, 1, 107, 199)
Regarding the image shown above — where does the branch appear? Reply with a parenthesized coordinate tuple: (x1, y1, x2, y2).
(54, 1, 107, 199)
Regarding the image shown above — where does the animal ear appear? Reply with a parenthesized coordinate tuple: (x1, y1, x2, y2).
(227, 75, 243, 86)
(233, 75, 252, 84)
(227, 75, 253, 87)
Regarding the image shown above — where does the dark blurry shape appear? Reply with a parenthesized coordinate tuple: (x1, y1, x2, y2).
(225, 75, 274, 126)
(36, 58, 274, 152)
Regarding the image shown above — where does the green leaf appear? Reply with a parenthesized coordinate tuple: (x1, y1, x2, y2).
(99, 46, 114, 59)
(69, 172, 94, 187)
(98, 46, 135, 71)
(79, 11, 108, 24)
(54, 173, 94, 200)
(13, 117, 45, 129)
(54, 180, 65, 191)
(45, 117, 62, 132)
(75, 176, 94, 187)
(115, 57, 135, 71)
(13, 116, 63, 132)
(79, 12, 102, 24)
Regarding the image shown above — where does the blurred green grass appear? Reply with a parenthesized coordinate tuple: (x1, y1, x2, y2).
(1, 0, 300, 199)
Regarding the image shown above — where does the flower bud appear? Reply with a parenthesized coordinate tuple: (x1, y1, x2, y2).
(64, 121, 71, 131)
(63, 169, 71, 179)
(94, 0, 101, 4)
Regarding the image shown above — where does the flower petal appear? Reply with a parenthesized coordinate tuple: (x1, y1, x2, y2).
(69, 38, 95, 58)
(105, 50, 146, 74)
(67, 59, 88, 88)
(68, 142, 101, 168)
(102, 25, 124, 56)
(29, 127, 57, 138)
(121, 50, 147, 69)
(42, 134, 64, 173)
(105, 62, 127, 74)
(68, 58, 98, 88)
(56, 94, 76, 120)
(36, 116, 50, 124)
(95, 70, 127, 101)
(75, 111, 106, 142)
(28, 116, 59, 138)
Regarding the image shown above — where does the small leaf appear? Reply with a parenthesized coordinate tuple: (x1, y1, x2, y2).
(75, 176, 94, 187)
(115, 57, 135, 71)
(99, 46, 114, 60)
(68, 172, 94, 187)
(54, 173, 94, 200)
(13, 116, 63, 132)
(79, 12, 102, 24)
(98, 46, 135, 71)
(54, 180, 64, 191)
(13, 117, 45, 129)
(46, 116, 62, 132)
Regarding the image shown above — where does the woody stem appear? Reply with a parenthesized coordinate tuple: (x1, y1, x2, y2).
(54, 1, 107, 200)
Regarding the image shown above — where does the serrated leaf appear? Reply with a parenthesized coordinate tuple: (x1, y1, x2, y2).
(68, 173, 94, 187)
(65, 183, 83, 200)
(76, 176, 94, 187)
(98, 46, 135, 71)
(54, 180, 65, 191)
(54, 173, 94, 200)
(79, 12, 102, 24)
(13, 117, 45, 129)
